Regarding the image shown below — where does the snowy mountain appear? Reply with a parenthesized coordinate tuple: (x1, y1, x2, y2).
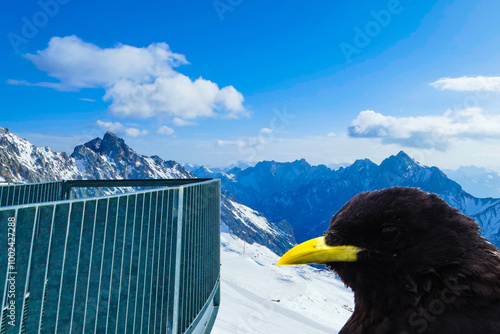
(444, 166, 500, 198)
(0, 128, 192, 183)
(191, 151, 500, 249)
(71, 131, 191, 180)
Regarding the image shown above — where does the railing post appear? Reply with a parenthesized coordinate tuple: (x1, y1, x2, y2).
(172, 186, 184, 334)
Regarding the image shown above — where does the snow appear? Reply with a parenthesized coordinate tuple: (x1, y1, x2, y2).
(229, 200, 276, 235)
(74, 158, 86, 174)
(213, 232, 353, 334)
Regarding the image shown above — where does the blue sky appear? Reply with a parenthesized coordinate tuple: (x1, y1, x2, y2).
(2, 0, 500, 170)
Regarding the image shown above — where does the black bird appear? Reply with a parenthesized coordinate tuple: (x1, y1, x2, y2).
(278, 187, 500, 333)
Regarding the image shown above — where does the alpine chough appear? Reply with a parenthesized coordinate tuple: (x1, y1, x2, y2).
(278, 187, 500, 333)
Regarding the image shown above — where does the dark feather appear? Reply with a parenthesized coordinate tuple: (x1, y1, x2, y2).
(325, 187, 500, 334)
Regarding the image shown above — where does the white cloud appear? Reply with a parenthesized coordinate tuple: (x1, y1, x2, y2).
(260, 128, 273, 134)
(22, 35, 186, 88)
(430, 76, 500, 92)
(216, 85, 246, 118)
(216, 128, 281, 162)
(172, 117, 197, 126)
(327, 132, 336, 137)
(6, 79, 73, 91)
(11, 35, 246, 120)
(348, 109, 500, 150)
(217, 139, 245, 147)
(96, 120, 148, 137)
(157, 125, 174, 135)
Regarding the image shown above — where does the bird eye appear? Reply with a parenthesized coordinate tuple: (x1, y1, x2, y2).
(380, 226, 399, 242)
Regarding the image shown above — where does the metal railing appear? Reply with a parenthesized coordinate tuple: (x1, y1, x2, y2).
(0, 179, 220, 333)
(0, 181, 63, 208)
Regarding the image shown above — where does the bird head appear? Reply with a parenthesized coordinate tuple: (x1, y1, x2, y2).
(278, 187, 494, 293)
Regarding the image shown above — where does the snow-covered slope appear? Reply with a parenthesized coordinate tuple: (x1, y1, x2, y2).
(213, 232, 353, 334)
(221, 196, 295, 255)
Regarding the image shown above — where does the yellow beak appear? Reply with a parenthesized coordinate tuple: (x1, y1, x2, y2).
(277, 237, 363, 266)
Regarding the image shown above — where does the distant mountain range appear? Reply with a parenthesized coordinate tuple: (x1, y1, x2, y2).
(184, 160, 255, 175)
(0, 127, 295, 255)
(191, 151, 500, 249)
(444, 166, 500, 198)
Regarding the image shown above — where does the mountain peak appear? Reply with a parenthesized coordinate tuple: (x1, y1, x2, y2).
(84, 137, 102, 152)
(382, 151, 419, 168)
(292, 158, 310, 168)
(72, 132, 134, 162)
(349, 158, 377, 170)
(295, 158, 307, 163)
(396, 151, 415, 162)
(63, 130, 191, 180)
(104, 130, 118, 138)
(100, 131, 130, 156)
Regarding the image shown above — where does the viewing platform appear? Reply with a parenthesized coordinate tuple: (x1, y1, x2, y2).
(0, 178, 221, 333)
